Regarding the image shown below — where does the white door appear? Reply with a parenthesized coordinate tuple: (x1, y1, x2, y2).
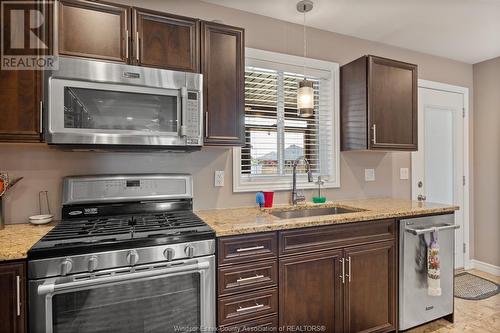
(412, 86, 465, 268)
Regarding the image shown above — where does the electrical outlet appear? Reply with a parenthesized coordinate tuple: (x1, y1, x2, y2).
(214, 170, 224, 187)
(400, 168, 409, 180)
(365, 169, 375, 182)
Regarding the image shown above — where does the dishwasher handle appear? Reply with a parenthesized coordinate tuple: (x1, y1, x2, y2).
(405, 223, 459, 235)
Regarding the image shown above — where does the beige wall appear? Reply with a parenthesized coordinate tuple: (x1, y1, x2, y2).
(473, 56, 500, 267)
(0, 0, 473, 225)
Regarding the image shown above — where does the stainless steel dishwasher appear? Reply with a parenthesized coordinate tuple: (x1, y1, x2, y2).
(399, 213, 459, 331)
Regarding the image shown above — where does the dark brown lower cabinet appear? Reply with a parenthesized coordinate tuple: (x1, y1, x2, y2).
(0, 261, 26, 333)
(217, 221, 398, 333)
(344, 241, 397, 333)
(221, 315, 278, 332)
(279, 250, 344, 333)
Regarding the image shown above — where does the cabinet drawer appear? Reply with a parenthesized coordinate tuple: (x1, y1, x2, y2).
(218, 232, 277, 265)
(218, 288, 278, 326)
(218, 260, 277, 296)
(279, 219, 396, 256)
(220, 315, 278, 332)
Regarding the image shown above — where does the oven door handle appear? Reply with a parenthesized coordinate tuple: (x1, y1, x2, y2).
(179, 86, 188, 137)
(405, 224, 460, 235)
(38, 261, 210, 296)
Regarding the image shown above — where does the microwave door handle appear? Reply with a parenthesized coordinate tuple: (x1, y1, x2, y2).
(37, 261, 210, 296)
(179, 87, 188, 137)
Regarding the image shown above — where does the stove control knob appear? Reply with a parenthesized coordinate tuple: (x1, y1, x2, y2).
(61, 259, 73, 276)
(127, 250, 139, 266)
(163, 248, 175, 261)
(88, 256, 98, 272)
(184, 245, 194, 258)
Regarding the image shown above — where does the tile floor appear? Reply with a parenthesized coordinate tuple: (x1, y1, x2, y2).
(407, 270, 500, 332)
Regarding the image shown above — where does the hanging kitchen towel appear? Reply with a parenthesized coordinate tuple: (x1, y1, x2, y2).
(427, 230, 441, 296)
(415, 234, 428, 287)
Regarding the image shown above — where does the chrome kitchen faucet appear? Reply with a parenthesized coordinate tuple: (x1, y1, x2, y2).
(291, 156, 314, 206)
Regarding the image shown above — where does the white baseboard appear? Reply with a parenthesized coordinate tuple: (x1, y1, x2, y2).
(471, 259, 500, 276)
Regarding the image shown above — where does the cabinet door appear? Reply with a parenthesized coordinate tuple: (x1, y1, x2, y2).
(279, 250, 343, 333)
(368, 56, 417, 150)
(133, 8, 199, 71)
(57, 0, 129, 62)
(201, 22, 245, 146)
(344, 241, 397, 333)
(0, 70, 42, 142)
(0, 262, 26, 333)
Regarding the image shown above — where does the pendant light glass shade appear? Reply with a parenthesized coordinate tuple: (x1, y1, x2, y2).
(297, 79, 314, 117)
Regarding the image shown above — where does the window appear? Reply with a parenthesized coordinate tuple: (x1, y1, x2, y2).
(233, 48, 340, 192)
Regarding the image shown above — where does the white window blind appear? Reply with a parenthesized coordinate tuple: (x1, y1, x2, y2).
(233, 48, 340, 192)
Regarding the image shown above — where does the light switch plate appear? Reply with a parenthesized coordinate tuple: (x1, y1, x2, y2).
(215, 170, 224, 187)
(365, 169, 375, 182)
(400, 168, 409, 180)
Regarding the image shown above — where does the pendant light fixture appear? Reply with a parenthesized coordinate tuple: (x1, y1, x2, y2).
(296, 0, 314, 117)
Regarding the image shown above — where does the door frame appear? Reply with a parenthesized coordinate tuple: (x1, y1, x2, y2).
(413, 79, 471, 270)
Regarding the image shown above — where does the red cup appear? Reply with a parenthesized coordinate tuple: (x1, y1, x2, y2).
(263, 191, 274, 208)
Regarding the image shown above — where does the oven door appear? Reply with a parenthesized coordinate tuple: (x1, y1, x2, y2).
(47, 78, 193, 147)
(29, 256, 215, 333)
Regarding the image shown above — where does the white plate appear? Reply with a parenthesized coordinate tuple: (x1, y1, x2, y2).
(29, 214, 53, 225)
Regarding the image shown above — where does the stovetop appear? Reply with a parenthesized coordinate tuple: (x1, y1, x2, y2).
(28, 210, 214, 259)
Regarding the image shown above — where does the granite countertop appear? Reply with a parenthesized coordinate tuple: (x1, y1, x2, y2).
(196, 198, 459, 236)
(0, 198, 458, 261)
(0, 223, 55, 261)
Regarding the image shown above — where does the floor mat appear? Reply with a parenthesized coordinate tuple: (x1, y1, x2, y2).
(454, 272, 500, 300)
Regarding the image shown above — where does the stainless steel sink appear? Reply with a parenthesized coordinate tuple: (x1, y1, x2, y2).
(270, 206, 361, 219)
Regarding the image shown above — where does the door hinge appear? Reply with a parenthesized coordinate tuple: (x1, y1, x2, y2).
(463, 243, 466, 254)
(462, 108, 466, 118)
(463, 176, 466, 186)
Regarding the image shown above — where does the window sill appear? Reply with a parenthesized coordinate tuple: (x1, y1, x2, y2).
(233, 178, 340, 193)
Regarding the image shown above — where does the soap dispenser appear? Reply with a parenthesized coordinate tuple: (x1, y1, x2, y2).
(312, 176, 326, 203)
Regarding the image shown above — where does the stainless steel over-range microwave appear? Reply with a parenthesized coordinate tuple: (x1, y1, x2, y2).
(44, 57, 203, 150)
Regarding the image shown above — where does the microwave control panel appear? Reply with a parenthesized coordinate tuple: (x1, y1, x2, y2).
(184, 91, 201, 144)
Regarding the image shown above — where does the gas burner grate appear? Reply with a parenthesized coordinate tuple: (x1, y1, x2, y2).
(40, 211, 207, 243)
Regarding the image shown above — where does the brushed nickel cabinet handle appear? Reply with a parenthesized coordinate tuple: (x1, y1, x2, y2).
(205, 112, 209, 137)
(371, 124, 377, 144)
(16, 275, 20, 316)
(136, 31, 140, 61)
(236, 274, 265, 284)
(236, 245, 264, 253)
(39, 101, 43, 134)
(340, 258, 345, 284)
(236, 303, 264, 312)
(125, 30, 129, 59)
(346, 256, 352, 282)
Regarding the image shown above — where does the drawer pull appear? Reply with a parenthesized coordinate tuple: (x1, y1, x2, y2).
(236, 274, 265, 284)
(236, 245, 264, 253)
(236, 303, 264, 313)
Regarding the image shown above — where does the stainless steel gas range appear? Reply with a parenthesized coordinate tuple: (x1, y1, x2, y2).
(28, 174, 215, 333)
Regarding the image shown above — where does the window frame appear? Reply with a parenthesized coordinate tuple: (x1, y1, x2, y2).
(232, 48, 341, 192)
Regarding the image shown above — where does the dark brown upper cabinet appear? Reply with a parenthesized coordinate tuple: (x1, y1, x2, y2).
(0, 66, 42, 142)
(201, 22, 245, 146)
(57, 0, 129, 63)
(0, 0, 47, 142)
(0, 261, 26, 333)
(341, 55, 418, 151)
(132, 8, 199, 72)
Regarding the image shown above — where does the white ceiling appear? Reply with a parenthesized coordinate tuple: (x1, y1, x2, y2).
(202, 0, 500, 64)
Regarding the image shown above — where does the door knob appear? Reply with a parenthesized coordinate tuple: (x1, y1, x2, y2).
(417, 194, 427, 201)
(417, 181, 423, 188)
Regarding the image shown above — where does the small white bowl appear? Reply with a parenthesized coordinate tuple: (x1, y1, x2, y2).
(29, 214, 54, 225)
